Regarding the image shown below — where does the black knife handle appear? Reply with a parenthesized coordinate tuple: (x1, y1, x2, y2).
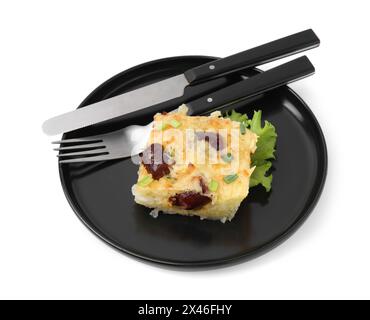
(186, 56, 315, 115)
(184, 29, 319, 84)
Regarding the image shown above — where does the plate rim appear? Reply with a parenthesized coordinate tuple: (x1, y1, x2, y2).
(58, 55, 328, 267)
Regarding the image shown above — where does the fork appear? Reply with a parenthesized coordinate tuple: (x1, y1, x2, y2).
(55, 56, 314, 163)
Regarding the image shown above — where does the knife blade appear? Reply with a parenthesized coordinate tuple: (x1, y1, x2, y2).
(42, 74, 189, 136)
(42, 29, 320, 135)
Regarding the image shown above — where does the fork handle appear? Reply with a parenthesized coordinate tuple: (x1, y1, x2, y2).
(186, 56, 315, 115)
(184, 29, 319, 84)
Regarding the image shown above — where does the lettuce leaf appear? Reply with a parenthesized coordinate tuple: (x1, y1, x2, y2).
(249, 161, 272, 192)
(224, 109, 277, 192)
(249, 111, 277, 165)
(225, 109, 249, 124)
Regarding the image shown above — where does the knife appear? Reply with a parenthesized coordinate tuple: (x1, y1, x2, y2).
(56, 56, 315, 163)
(42, 29, 320, 135)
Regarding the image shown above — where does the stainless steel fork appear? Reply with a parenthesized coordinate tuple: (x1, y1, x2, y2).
(53, 56, 315, 163)
(54, 122, 152, 163)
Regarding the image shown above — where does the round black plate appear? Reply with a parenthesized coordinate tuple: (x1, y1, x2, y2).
(59, 56, 327, 267)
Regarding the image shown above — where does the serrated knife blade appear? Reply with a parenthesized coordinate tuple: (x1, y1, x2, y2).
(42, 74, 189, 135)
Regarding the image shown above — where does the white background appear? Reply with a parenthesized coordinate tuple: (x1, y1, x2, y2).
(0, 0, 369, 300)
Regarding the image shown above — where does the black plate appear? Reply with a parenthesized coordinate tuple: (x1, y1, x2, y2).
(59, 56, 327, 267)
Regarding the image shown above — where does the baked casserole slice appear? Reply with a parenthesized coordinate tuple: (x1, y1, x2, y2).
(132, 105, 257, 222)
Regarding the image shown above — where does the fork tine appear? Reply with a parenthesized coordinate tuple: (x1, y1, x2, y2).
(59, 154, 111, 163)
(52, 137, 103, 144)
(53, 142, 105, 151)
(57, 149, 108, 158)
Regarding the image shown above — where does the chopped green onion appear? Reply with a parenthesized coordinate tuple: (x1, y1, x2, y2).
(137, 175, 153, 187)
(157, 122, 168, 131)
(169, 119, 182, 128)
(223, 174, 238, 184)
(240, 122, 246, 135)
(208, 179, 219, 192)
(221, 153, 234, 163)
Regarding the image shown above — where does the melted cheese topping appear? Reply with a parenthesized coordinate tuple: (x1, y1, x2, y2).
(132, 105, 258, 221)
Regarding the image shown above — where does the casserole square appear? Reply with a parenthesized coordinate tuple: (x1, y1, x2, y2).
(132, 106, 257, 222)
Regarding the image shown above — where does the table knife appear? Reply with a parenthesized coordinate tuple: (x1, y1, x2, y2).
(42, 29, 320, 135)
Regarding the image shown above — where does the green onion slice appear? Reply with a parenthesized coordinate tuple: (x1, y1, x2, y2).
(208, 179, 219, 192)
(221, 153, 233, 163)
(169, 119, 182, 128)
(137, 175, 153, 187)
(240, 122, 246, 135)
(157, 122, 168, 131)
(223, 174, 238, 184)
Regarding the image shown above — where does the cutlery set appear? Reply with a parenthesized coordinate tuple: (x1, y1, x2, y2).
(43, 29, 320, 163)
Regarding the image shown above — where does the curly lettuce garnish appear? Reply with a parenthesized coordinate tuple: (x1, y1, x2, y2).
(224, 110, 277, 192)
